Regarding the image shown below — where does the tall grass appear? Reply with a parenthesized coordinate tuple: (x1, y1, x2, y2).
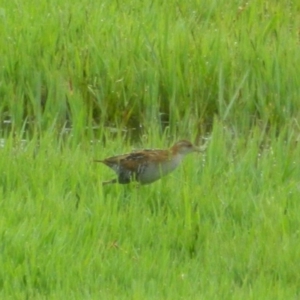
(1, 0, 300, 298)
(0, 0, 299, 134)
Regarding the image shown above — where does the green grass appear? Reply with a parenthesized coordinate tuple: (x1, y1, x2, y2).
(0, 0, 300, 132)
(1, 123, 300, 299)
(1, 0, 300, 298)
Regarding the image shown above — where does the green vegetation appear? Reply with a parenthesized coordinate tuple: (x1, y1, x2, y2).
(1, 0, 299, 132)
(0, 0, 300, 298)
(1, 125, 300, 299)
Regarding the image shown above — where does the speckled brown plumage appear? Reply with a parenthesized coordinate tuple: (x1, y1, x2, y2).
(95, 140, 201, 185)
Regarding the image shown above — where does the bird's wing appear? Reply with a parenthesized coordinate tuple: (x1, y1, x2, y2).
(100, 149, 171, 171)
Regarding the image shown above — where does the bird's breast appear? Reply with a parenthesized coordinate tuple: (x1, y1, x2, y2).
(137, 154, 183, 184)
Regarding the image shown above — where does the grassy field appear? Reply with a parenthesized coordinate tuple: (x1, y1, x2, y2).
(1, 0, 300, 132)
(1, 0, 300, 298)
(1, 124, 300, 299)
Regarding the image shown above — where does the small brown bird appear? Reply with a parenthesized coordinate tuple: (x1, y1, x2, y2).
(95, 140, 201, 185)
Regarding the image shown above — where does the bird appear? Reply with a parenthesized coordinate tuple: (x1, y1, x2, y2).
(94, 140, 202, 185)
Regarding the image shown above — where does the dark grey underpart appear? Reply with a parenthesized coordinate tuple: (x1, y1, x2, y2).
(117, 163, 148, 184)
(105, 155, 149, 184)
(117, 168, 135, 184)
